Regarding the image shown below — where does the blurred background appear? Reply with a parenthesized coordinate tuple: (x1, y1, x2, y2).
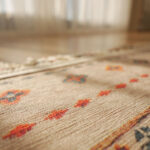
(0, 0, 150, 63)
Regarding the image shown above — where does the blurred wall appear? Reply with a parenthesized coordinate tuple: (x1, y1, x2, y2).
(0, 0, 133, 35)
(139, 0, 150, 30)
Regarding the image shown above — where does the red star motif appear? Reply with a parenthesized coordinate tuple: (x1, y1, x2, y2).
(141, 74, 149, 78)
(116, 83, 127, 89)
(114, 144, 130, 150)
(44, 109, 68, 120)
(98, 90, 111, 96)
(3, 123, 36, 139)
(74, 99, 90, 108)
(130, 78, 139, 83)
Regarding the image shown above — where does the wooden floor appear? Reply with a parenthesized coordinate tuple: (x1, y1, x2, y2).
(0, 31, 150, 63)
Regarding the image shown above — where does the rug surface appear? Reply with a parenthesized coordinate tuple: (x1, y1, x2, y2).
(0, 48, 150, 150)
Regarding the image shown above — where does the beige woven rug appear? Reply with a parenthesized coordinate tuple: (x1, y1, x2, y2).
(0, 48, 150, 150)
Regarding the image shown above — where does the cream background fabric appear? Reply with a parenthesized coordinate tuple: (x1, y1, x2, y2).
(0, 51, 150, 150)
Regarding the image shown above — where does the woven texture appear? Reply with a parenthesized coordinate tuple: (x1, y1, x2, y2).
(0, 50, 150, 150)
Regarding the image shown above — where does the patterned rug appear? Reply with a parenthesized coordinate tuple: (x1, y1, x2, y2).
(0, 47, 150, 150)
(0, 55, 89, 80)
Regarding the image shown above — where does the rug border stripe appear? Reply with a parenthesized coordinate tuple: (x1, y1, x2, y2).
(91, 106, 150, 150)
